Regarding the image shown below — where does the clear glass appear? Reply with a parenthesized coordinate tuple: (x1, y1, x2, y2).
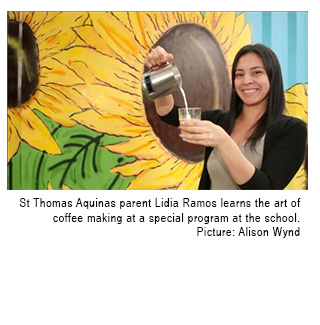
(178, 107, 201, 135)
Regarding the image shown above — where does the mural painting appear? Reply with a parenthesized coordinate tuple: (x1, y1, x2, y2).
(7, 12, 308, 190)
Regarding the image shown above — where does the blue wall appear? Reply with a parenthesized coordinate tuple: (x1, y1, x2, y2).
(244, 11, 308, 90)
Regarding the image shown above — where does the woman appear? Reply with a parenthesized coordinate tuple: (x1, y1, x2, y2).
(144, 44, 307, 189)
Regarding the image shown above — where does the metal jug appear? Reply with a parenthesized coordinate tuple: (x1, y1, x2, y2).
(142, 63, 182, 100)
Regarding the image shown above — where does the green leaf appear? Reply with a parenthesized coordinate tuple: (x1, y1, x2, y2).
(8, 110, 136, 190)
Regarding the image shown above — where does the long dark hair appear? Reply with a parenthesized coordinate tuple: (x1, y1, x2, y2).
(228, 44, 285, 147)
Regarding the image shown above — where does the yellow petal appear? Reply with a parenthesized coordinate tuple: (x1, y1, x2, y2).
(203, 12, 219, 31)
(174, 12, 189, 24)
(111, 12, 132, 30)
(8, 107, 61, 155)
(149, 12, 170, 35)
(72, 110, 150, 137)
(231, 13, 246, 46)
(7, 117, 21, 162)
(48, 182, 72, 190)
(212, 12, 224, 30)
(9, 12, 47, 28)
(25, 11, 47, 27)
(73, 24, 141, 71)
(49, 84, 92, 110)
(164, 12, 183, 29)
(106, 132, 168, 161)
(127, 12, 156, 50)
(30, 85, 81, 126)
(214, 12, 237, 54)
(284, 83, 308, 190)
(62, 184, 73, 190)
(73, 25, 114, 54)
(8, 11, 29, 22)
(87, 12, 144, 65)
(8, 12, 16, 20)
(74, 84, 146, 121)
(183, 12, 204, 25)
(11, 12, 87, 44)
(285, 83, 308, 124)
(126, 157, 192, 190)
(143, 11, 180, 37)
(110, 158, 161, 177)
(53, 46, 142, 93)
(40, 55, 86, 85)
(225, 22, 251, 68)
(34, 12, 88, 60)
(177, 162, 203, 190)
(284, 163, 307, 190)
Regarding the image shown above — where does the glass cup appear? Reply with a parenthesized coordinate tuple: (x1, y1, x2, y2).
(178, 107, 201, 135)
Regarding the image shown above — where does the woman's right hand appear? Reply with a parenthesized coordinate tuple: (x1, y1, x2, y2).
(144, 46, 174, 70)
(144, 46, 175, 116)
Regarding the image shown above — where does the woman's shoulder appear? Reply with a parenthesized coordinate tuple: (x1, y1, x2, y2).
(268, 115, 307, 134)
(265, 115, 307, 148)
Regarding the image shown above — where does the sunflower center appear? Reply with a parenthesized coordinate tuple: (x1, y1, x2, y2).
(8, 20, 39, 108)
(143, 24, 230, 163)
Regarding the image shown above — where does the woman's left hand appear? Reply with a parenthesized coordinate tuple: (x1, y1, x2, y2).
(179, 120, 229, 148)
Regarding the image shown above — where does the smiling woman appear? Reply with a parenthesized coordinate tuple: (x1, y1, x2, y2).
(229, 44, 286, 148)
(69, 12, 252, 190)
(7, 11, 308, 190)
(231, 52, 271, 145)
(234, 55, 270, 110)
(151, 44, 307, 190)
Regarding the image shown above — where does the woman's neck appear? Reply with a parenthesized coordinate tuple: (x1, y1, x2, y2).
(239, 103, 266, 125)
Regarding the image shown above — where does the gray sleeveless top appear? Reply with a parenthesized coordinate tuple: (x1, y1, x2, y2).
(207, 135, 265, 190)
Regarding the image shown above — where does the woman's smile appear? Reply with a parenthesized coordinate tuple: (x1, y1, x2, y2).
(234, 52, 270, 109)
(242, 88, 258, 94)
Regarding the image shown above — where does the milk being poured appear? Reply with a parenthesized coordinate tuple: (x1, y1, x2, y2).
(179, 86, 188, 109)
(179, 86, 190, 118)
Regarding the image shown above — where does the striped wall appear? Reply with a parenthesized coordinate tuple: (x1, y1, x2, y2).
(244, 11, 308, 90)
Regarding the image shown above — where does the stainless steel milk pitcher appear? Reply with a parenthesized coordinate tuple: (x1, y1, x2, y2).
(142, 63, 182, 100)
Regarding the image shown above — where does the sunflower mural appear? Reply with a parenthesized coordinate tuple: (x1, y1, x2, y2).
(284, 83, 308, 190)
(7, 11, 308, 190)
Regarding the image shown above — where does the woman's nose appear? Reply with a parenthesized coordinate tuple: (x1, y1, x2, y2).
(242, 73, 253, 85)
